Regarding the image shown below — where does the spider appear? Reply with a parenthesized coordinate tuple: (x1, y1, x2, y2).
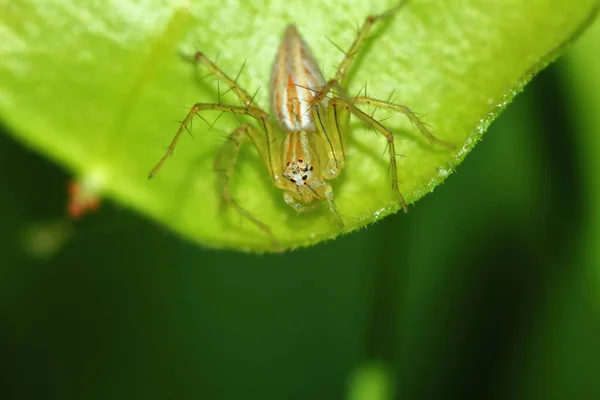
(149, 2, 453, 250)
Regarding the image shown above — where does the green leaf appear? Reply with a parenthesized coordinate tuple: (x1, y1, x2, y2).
(0, 0, 597, 252)
(565, 18, 600, 282)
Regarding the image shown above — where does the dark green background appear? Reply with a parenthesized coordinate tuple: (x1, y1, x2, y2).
(1, 51, 600, 400)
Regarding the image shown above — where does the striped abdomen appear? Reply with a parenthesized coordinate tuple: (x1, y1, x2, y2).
(270, 25, 326, 132)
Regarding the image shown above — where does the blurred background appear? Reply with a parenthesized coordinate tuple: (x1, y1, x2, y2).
(2, 16, 600, 400)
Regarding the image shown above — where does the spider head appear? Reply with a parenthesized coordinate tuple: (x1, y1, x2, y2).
(281, 132, 327, 203)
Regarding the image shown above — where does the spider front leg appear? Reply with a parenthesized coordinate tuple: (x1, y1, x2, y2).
(310, 1, 410, 106)
(334, 1, 410, 86)
(149, 103, 284, 250)
(149, 103, 277, 178)
(328, 96, 453, 213)
(312, 102, 348, 180)
(353, 96, 455, 149)
(214, 123, 283, 251)
(182, 51, 258, 108)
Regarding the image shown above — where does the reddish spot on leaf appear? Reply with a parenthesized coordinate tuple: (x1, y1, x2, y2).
(67, 180, 101, 219)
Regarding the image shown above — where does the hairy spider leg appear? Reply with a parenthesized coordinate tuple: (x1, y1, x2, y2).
(311, 1, 453, 212)
(149, 53, 288, 250)
(311, 0, 411, 106)
(214, 123, 284, 251)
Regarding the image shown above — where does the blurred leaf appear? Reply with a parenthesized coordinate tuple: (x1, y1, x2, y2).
(565, 17, 600, 286)
(0, 0, 597, 251)
(347, 362, 392, 400)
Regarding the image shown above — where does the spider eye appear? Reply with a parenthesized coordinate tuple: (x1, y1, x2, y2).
(302, 175, 308, 181)
(297, 158, 304, 164)
(289, 178, 296, 183)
